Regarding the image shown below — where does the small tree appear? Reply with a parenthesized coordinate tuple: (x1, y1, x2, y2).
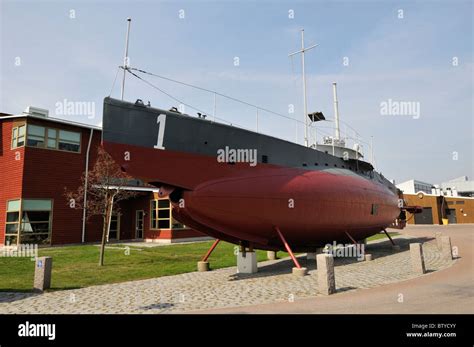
(66, 146, 137, 266)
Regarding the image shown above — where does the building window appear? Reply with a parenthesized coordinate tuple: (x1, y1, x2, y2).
(150, 199, 184, 230)
(11, 124, 26, 148)
(414, 183, 431, 194)
(4, 199, 52, 245)
(58, 130, 81, 152)
(47, 128, 58, 149)
(5, 200, 21, 245)
(108, 214, 120, 240)
(27, 124, 46, 147)
(20, 199, 52, 245)
(25, 124, 81, 153)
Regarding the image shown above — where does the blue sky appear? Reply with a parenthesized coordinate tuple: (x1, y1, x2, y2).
(1, 0, 472, 184)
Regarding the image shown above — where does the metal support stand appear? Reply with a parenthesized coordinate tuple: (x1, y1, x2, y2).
(201, 239, 220, 262)
(344, 231, 358, 245)
(197, 239, 220, 272)
(382, 229, 396, 246)
(274, 226, 302, 269)
(345, 231, 365, 261)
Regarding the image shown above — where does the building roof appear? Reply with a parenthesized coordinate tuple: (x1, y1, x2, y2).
(444, 176, 470, 183)
(403, 192, 474, 199)
(0, 113, 102, 131)
(94, 185, 159, 192)
(440, 178, 474, 193)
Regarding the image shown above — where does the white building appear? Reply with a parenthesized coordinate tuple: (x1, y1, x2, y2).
(396, 179, 434, 195)
(440, 176, 474, 197)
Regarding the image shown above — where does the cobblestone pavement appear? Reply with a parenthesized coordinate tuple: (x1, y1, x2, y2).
(0, 236, 455, 314)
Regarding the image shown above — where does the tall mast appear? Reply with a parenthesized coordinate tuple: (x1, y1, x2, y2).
(289, 29, 317, 147)
(121, 17, 132, 101)
(332, 82, 341, 140)
(301, 30, 308, 147)
(370, 136, 374, 166)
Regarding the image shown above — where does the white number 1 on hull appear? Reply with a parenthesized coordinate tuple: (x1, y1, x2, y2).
(154, 114, 166, 150)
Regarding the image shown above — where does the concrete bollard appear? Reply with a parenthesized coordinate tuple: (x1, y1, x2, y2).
(197, 261, 210, 272)
(317, 254, 336, 295)
(267, 251, 277, 260)
(306, 252, 316, 260)
(34, 256, 52, 292)
(237, 251, 258, 274)
(409, 243, 426, 274)
(292, 267, 308, 277)
(435, 232, 443, 250)
(441, 236, 453, 261)
(365, 254, 373, 261)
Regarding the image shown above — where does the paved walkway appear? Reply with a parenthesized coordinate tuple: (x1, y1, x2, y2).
(200, 224, 474, 314)
(0, 226, 463, 314)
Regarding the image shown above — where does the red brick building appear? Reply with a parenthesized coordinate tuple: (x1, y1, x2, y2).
(0, 107, 208, 246)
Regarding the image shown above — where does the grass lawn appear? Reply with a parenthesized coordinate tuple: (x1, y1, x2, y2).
(0, 231, 398, 292)
(366, 231, 399, 242)
(0, 241, 275, 292)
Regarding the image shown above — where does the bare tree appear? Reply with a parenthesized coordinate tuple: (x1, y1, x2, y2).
(65, 146, 137, 266)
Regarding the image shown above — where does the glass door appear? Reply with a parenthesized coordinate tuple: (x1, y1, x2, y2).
(135, 210, 144, 239)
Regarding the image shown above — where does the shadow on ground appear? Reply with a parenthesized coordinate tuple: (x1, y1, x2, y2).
(0, 291, 41, 304)
(228, 236, 435, 281)
(140, 302, 175, 311)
